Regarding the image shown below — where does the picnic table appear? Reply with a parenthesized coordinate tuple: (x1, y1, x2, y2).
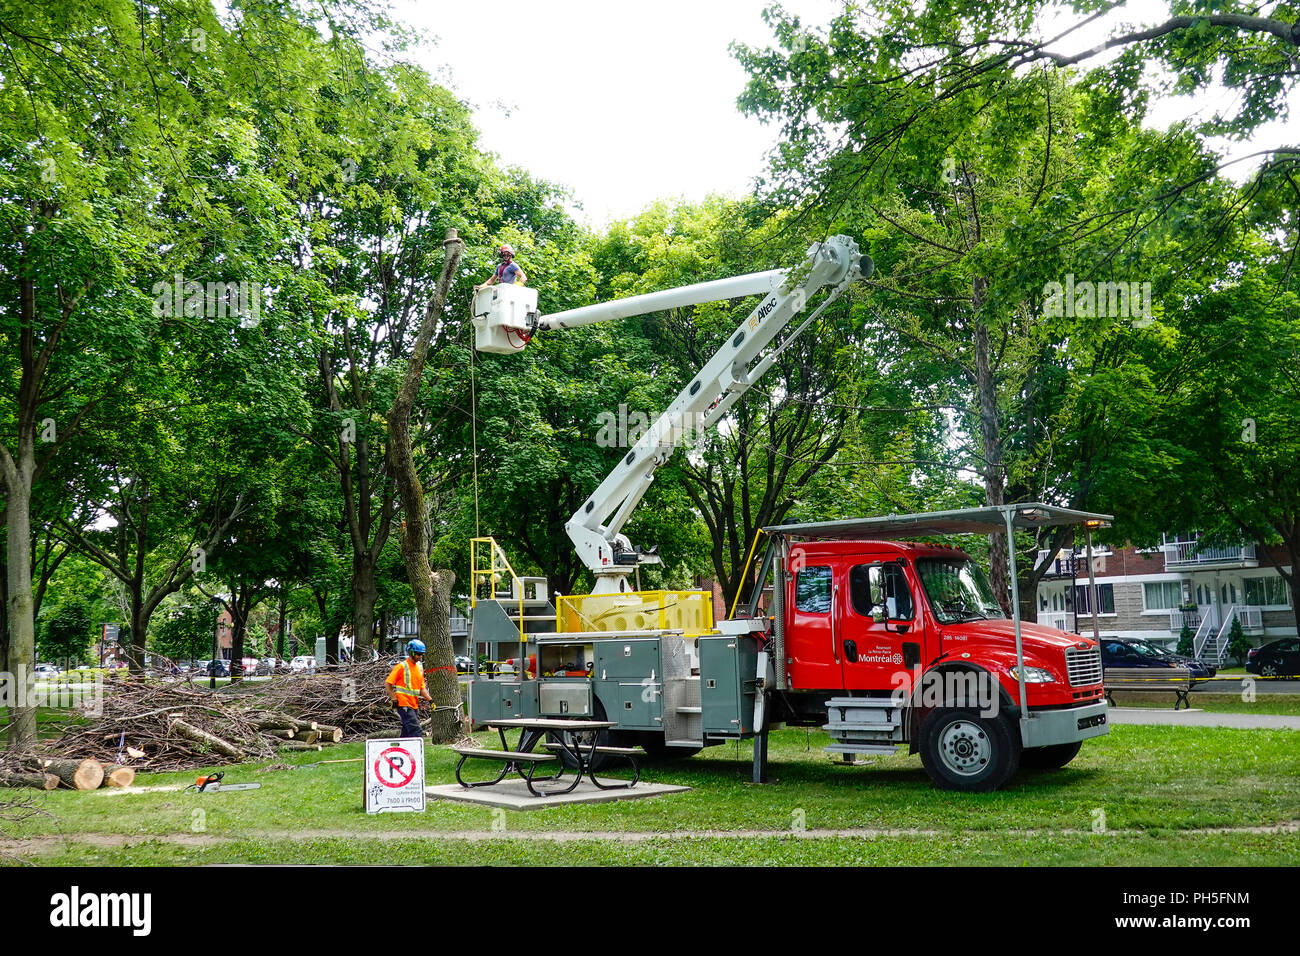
(453, 717, 643, 797)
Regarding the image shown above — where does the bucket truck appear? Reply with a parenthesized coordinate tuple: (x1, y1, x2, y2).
(466, 238, 1109, 791)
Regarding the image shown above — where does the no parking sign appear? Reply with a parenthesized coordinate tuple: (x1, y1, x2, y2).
(365, 738, 426, 813)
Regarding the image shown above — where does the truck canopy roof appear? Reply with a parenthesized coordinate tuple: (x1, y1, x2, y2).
(764, 503, 1113, 541)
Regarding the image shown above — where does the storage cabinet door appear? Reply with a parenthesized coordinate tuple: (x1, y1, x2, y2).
(616, 681, 662, 729)
(594, 640, 661, 680)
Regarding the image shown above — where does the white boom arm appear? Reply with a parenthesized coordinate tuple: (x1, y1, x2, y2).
(472, 235, 871, 592)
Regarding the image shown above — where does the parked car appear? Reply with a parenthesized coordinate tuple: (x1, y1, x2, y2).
(239, 657, 259, 676)
(454, 655, 473, 674)
(259, 658, 279, 674)
(1247, 638, 1300, 678)
(204, 659, 230, 678)
(1125, 638, 1217, 679)
(1099, 639, 1182, 671)
(290, 655, 316, 674)
(34, 663, 60, 677)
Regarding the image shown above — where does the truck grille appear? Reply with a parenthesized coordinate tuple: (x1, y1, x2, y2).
(1065, 646, 1102, 686)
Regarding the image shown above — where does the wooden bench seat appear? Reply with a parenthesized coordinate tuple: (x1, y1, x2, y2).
(453, 747, 555, 762)
(1104, 666, 1194, 710)
(453, 747, 561, 791)
(543, 743, 644, 756)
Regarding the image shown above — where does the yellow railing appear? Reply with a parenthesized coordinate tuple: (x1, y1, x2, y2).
(557, 590, 715, 638)
(470, 537, 525, 642)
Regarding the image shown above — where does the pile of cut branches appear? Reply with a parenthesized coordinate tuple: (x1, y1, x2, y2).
(37, 683, 279, 772)
(252, 661, 409, 739)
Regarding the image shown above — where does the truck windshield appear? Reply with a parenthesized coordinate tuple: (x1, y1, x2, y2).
(916, 558, 1006, 624)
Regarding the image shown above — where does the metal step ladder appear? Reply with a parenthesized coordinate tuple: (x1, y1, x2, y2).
(823, 697, 905, 755)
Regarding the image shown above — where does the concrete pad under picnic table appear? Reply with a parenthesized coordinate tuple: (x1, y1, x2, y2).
(427, 778, 690, 810)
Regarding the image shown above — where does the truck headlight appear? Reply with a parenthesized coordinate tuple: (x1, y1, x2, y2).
(1009, 665, 1056, 683)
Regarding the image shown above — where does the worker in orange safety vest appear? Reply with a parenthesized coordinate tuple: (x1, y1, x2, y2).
(385, 640, 433, 738)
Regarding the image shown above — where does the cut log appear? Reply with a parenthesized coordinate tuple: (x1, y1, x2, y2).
(294, 729, 320, 745)
(315, 725, 343, 743)
(0, 771, 60, 791)
(251, 716, 298, 731)
(260, 729, 296, 739)
(288, 718, 318, 733)
(100, 764, 136, 788)
(168, 717, 245, 760)
(42, 758, 105, 790)
(277, 741, 322, 752)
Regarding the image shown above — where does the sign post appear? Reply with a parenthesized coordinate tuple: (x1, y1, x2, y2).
(364, 738, 426, 814)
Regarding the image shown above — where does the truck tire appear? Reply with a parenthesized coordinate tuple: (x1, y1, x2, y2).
(1019, 740, 1082, 770)
(918, 707, 1021, 792)
(639, 736, 701, 761)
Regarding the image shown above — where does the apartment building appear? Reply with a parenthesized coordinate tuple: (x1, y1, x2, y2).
(1035, 535, 1296, 663)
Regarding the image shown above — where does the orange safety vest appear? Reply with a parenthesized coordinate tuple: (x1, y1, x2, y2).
(387, 659, 425, 708)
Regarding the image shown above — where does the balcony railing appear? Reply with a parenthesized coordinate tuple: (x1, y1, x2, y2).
(1169, 608, 1203, 632)
(1162, 541, 1257, 568)
(1040, 610, 1072, 632)
(1035, 551, 1076, 577)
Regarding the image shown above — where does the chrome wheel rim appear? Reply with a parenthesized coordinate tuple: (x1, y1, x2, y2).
(938, 720, 991, 777)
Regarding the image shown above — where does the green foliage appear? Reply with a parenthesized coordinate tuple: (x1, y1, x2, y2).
(37, 600, 93, 667)
(1177, 623, 1195, 657)
(1226, 617, 1251, 668)
(150, 599, 219, 664)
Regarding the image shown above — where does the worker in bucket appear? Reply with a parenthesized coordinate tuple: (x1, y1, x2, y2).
(385, 640, 433, 738)
(474, 243, 527, 292)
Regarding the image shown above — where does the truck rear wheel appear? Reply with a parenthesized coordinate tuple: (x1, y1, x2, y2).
(1019, 741, 1082, 770)
(918, 707, 1021, 792)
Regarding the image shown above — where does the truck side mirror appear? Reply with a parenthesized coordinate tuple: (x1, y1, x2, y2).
(872, 607, 886, 624)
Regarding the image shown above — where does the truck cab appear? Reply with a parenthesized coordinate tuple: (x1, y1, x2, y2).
(784, 539, 1105, 711)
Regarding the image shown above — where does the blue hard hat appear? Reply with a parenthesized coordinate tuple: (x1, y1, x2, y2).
(407, 640, 426, 654)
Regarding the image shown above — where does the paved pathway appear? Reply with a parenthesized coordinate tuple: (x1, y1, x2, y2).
(1108, 707, 1300, 730)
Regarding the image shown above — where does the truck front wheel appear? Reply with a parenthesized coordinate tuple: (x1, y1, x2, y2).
(918, 708, 1021, 792)
(1019, 740, 1082, 770)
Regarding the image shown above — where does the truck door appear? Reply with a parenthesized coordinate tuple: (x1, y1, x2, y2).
(838, 559, 922, 692)
(784, 557, 845, 691)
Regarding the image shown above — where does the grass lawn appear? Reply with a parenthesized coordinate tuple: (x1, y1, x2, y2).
(1113, 693, 1300, 715)
(3, 722, 1298, 866)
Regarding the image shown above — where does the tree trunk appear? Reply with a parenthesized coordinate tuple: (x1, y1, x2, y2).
(127, 591, 149, 674)
(4, 465, 37, 753)
(972, 278, 1010, 614)
(229, 599, 247, 681)
(0, 542, 9, 676)
(351, 553, 379, 662)
(386, 229, 462, 744)
(276, 588, 288, 659)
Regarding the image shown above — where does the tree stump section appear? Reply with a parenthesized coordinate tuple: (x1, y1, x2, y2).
(41, 758, 105, 790)
(100, 764, 137, 788)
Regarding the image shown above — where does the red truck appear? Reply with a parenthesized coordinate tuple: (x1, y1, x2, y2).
(468, 503, 1112, 793)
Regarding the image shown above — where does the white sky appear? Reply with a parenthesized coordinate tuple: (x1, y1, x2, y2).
(389, 0, 843, 226)
(389, 0, 1296, 227)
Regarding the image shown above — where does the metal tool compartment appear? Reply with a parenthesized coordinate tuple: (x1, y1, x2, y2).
(538, 680, 592, 717)
(591, 637, 662, 730)
(699, 635, 759, 736)
(593, 638, 661, 680)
